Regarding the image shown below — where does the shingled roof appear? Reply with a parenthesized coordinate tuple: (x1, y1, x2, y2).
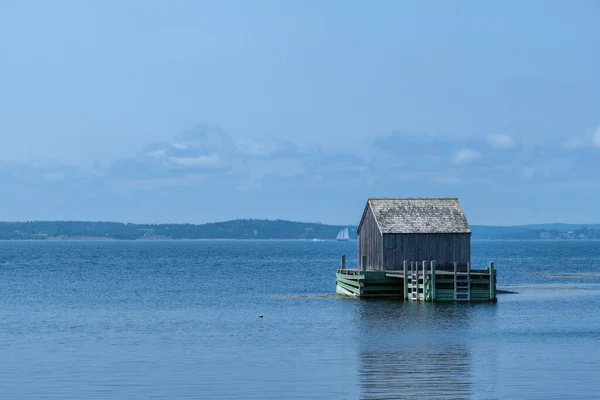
(358, 198, 471, 234)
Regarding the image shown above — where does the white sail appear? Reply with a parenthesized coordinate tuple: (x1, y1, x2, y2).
(336, 227, 350, 241)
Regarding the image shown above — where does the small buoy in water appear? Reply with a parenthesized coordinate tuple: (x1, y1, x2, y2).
(259, 314, 263, 318)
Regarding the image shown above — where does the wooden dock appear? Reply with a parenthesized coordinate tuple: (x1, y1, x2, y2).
(340, 198, 497, 301)
(336, 256, 496, 302)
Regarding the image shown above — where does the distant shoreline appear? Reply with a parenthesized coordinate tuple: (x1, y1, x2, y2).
(0, 237, 358, 243)
(2, 219, 600, 240)
(3, 237, 600, 242)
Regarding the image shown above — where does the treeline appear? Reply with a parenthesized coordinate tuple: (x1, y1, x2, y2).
(0, 220, 359, 240)
(1, 220, 598, 240)
(471, 225, 600, 240)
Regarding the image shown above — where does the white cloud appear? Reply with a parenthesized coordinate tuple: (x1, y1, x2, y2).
(452, 149, 481, 165)
(147, 149, 167, 158)
(43, 171, 67, 181)
(523, 167, 535, 180)
(236, 139, 279, 157)
(168, 155, 222, 168)
(172, 143, 189, 150)
(488, 134, 516, 149)
(562, 136, 588, 150)
(235, 137, 298, 158)
(593, 126, 600, 149)
(562, 126, 600, 150)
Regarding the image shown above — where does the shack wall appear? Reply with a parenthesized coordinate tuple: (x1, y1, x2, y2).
(382, 233, 471, 270)
(358, 206, 383, 270)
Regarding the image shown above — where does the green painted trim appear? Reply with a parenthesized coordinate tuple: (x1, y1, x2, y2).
(336, 276, 362, 288)
(336, 281, 361, 296)
(336, 265, 497, 302)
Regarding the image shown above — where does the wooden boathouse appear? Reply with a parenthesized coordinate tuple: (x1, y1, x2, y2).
(336, 198, 496, 301)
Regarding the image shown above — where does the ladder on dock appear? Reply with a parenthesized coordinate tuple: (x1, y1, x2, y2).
(406, 261, 424, 301)
(404, 261, 433, 301)
(411, 267, 419, 301)
(454, 262, 471, 301)
(388, 260, 493, 302)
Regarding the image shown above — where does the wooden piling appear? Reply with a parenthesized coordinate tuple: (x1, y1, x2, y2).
(453, 262, 458, 300)
(422, 261, 427, 301)
(361, 255, 367, 272)
(467, 261, 471, 301)
(403, 261, 408, 300)
(340, 255, 346, 270)
(410, 261, 415, 301)
(430, 261, 436, 301)
(489, 261, 495, 300)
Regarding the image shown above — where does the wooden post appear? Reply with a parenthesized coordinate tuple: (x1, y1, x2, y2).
(467, 261, 471, 301)
(489, 261, 495, 300)
(422, 260, 426, 301)
(413, 261, 419, 301)
(361, 255, 367, 272)
(340, 255, 346, 270)
(410, 261, 414, 300)
(403, 261, 408, 300)
(453, 262, 458, 300)
(431, 261, 436, 301)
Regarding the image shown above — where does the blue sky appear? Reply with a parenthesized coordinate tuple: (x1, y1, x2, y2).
(1, 1, 599, 225)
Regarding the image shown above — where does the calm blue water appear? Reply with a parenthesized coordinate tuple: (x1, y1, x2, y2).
(1, 240, 600, 399)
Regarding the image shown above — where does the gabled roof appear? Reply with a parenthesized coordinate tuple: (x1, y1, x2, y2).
(357, 198, 471, 234)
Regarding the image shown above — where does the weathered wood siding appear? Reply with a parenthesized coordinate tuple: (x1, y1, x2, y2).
(382, 233, 471, 270)
(358, 206, 383, 270)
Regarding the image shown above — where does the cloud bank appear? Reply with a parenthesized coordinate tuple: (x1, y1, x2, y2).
(1, 124, 599, 224)
(487, 134, 516, 149)
(452, 149, 482, 165)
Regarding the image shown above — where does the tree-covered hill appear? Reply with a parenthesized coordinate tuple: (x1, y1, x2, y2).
(0, 220, 358, 240)
(1, 220, 599, 240)
(470, 224, 600, 240)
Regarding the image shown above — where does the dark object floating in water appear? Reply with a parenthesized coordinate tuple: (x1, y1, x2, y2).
(258, 314, 263, 318)
(497, 289, 518, 294)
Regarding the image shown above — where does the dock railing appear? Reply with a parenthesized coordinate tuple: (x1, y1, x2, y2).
(336, 256, 497, 301)
(337, 254, 369, 274)
(336, 255, 494, 272)
(337, 268, 362, 276)
(336, 256, 495, 278)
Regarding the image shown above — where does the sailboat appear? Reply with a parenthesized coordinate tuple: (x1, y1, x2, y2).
(336, 227, 350, 241)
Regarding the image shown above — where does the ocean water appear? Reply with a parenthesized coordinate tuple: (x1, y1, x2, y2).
(1, 240, 600, 399)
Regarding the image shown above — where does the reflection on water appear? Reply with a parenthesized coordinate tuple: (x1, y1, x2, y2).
(356, 301, 492, 400)
(2, 240, 600, 399)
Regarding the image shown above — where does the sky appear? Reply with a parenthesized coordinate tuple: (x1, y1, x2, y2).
(0, 0, 599, 226)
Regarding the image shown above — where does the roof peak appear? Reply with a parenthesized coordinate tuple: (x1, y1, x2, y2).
(359, 197, 470, 234)
(368, 197, 458, 200)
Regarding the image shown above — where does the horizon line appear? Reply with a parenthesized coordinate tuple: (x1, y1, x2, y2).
(1, 219, 599, 228)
